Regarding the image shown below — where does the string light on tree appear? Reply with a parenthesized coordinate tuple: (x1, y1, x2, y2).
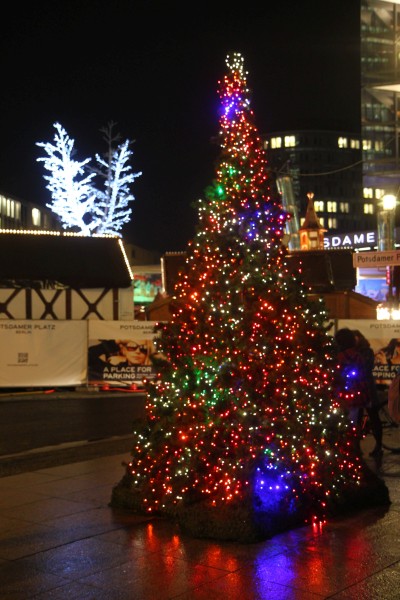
(111, 51, 389, 542)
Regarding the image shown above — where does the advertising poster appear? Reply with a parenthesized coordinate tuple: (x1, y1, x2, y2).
(337, 319, 400, 386)
(0, 321, 87, 387)
(88, 320, 162, 387)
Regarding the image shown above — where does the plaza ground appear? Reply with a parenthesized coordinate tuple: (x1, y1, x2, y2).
(0, 434, 399, 599)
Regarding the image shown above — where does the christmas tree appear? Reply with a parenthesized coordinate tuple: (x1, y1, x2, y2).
(111, 52, 389, 542)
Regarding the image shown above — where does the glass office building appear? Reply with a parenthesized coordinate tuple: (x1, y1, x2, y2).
(264, 2, 400, 239)
(361, 0, 400, 205)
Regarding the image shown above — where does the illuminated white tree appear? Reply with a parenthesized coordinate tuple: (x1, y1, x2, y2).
(37, 123, 97, 235)
(36, 122, 141, 236)
(91, 122, 142, 235)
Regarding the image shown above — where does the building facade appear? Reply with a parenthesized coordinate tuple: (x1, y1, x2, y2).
(264, 1, 400, 243)
(0, 191, 61, 232)
(263, 130, 366, 232)
(361, 0, 400, 209)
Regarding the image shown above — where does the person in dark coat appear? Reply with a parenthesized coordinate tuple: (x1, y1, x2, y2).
(353, 329, 383, 457)
(334, 328, 368, 437)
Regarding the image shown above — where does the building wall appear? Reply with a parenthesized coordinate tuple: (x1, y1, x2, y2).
(0, 288, 134, 320)
(361, 0, 400, 202)
(263, 130, 367, 233)
(263, 4, 400, 243)
(0, 191, 61, 231)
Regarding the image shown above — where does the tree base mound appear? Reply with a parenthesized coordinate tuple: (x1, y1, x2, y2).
(110, 465, 391, 544)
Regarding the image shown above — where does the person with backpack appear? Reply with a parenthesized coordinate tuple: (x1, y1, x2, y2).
(353, 329, 383, 457)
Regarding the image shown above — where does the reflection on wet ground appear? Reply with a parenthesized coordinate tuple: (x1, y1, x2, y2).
(0, 434, 399, 599)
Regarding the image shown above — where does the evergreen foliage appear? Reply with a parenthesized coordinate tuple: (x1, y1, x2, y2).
(111, 52, 389, 542)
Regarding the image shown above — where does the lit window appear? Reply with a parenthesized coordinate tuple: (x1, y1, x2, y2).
(350, 139, 360, 149)
(375, 189, 384, 199)
(363, 139, 372, 150)
(271, 137, 282, 149)
(363, 187, 373, 199)
(364, 203, 374, 214)
(339, 202, 349, 213)
(284, 135, 296, 147)
(314, 200, 324, 212)
(32, 208, 41, 226)
(14, 201, 21, 220)
(328, 217, 337, 228)
(327, 201, 337, 213)
(338, 137, 348, 148)
(318, 216, 325, 227)
(375, 140, 384, 151)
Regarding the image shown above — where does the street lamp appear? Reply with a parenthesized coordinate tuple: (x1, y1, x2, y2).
(376, 193, 399, 319)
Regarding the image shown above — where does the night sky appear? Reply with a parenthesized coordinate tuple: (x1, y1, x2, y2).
(0, 0, 360, 253)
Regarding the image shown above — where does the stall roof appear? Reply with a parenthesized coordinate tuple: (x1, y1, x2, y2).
(0, 233, 133, 288)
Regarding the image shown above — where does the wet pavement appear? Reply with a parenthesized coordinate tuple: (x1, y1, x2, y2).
(0, 434, 399, 598)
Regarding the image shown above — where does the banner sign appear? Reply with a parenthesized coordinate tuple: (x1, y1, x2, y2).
(337, 319, 400, 386)
(0, 321, 87, 387)
(88, 321, 162, 387)
(353, 250, 400, 269)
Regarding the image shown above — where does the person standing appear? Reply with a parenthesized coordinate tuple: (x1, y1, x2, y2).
(334, 328, 368, 438)
(353, 329, 383, 457)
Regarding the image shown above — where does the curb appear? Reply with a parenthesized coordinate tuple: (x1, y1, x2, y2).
(0, 435, 134, 477)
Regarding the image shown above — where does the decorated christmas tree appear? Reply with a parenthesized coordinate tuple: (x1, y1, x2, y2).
(111, 52, 389, 542)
